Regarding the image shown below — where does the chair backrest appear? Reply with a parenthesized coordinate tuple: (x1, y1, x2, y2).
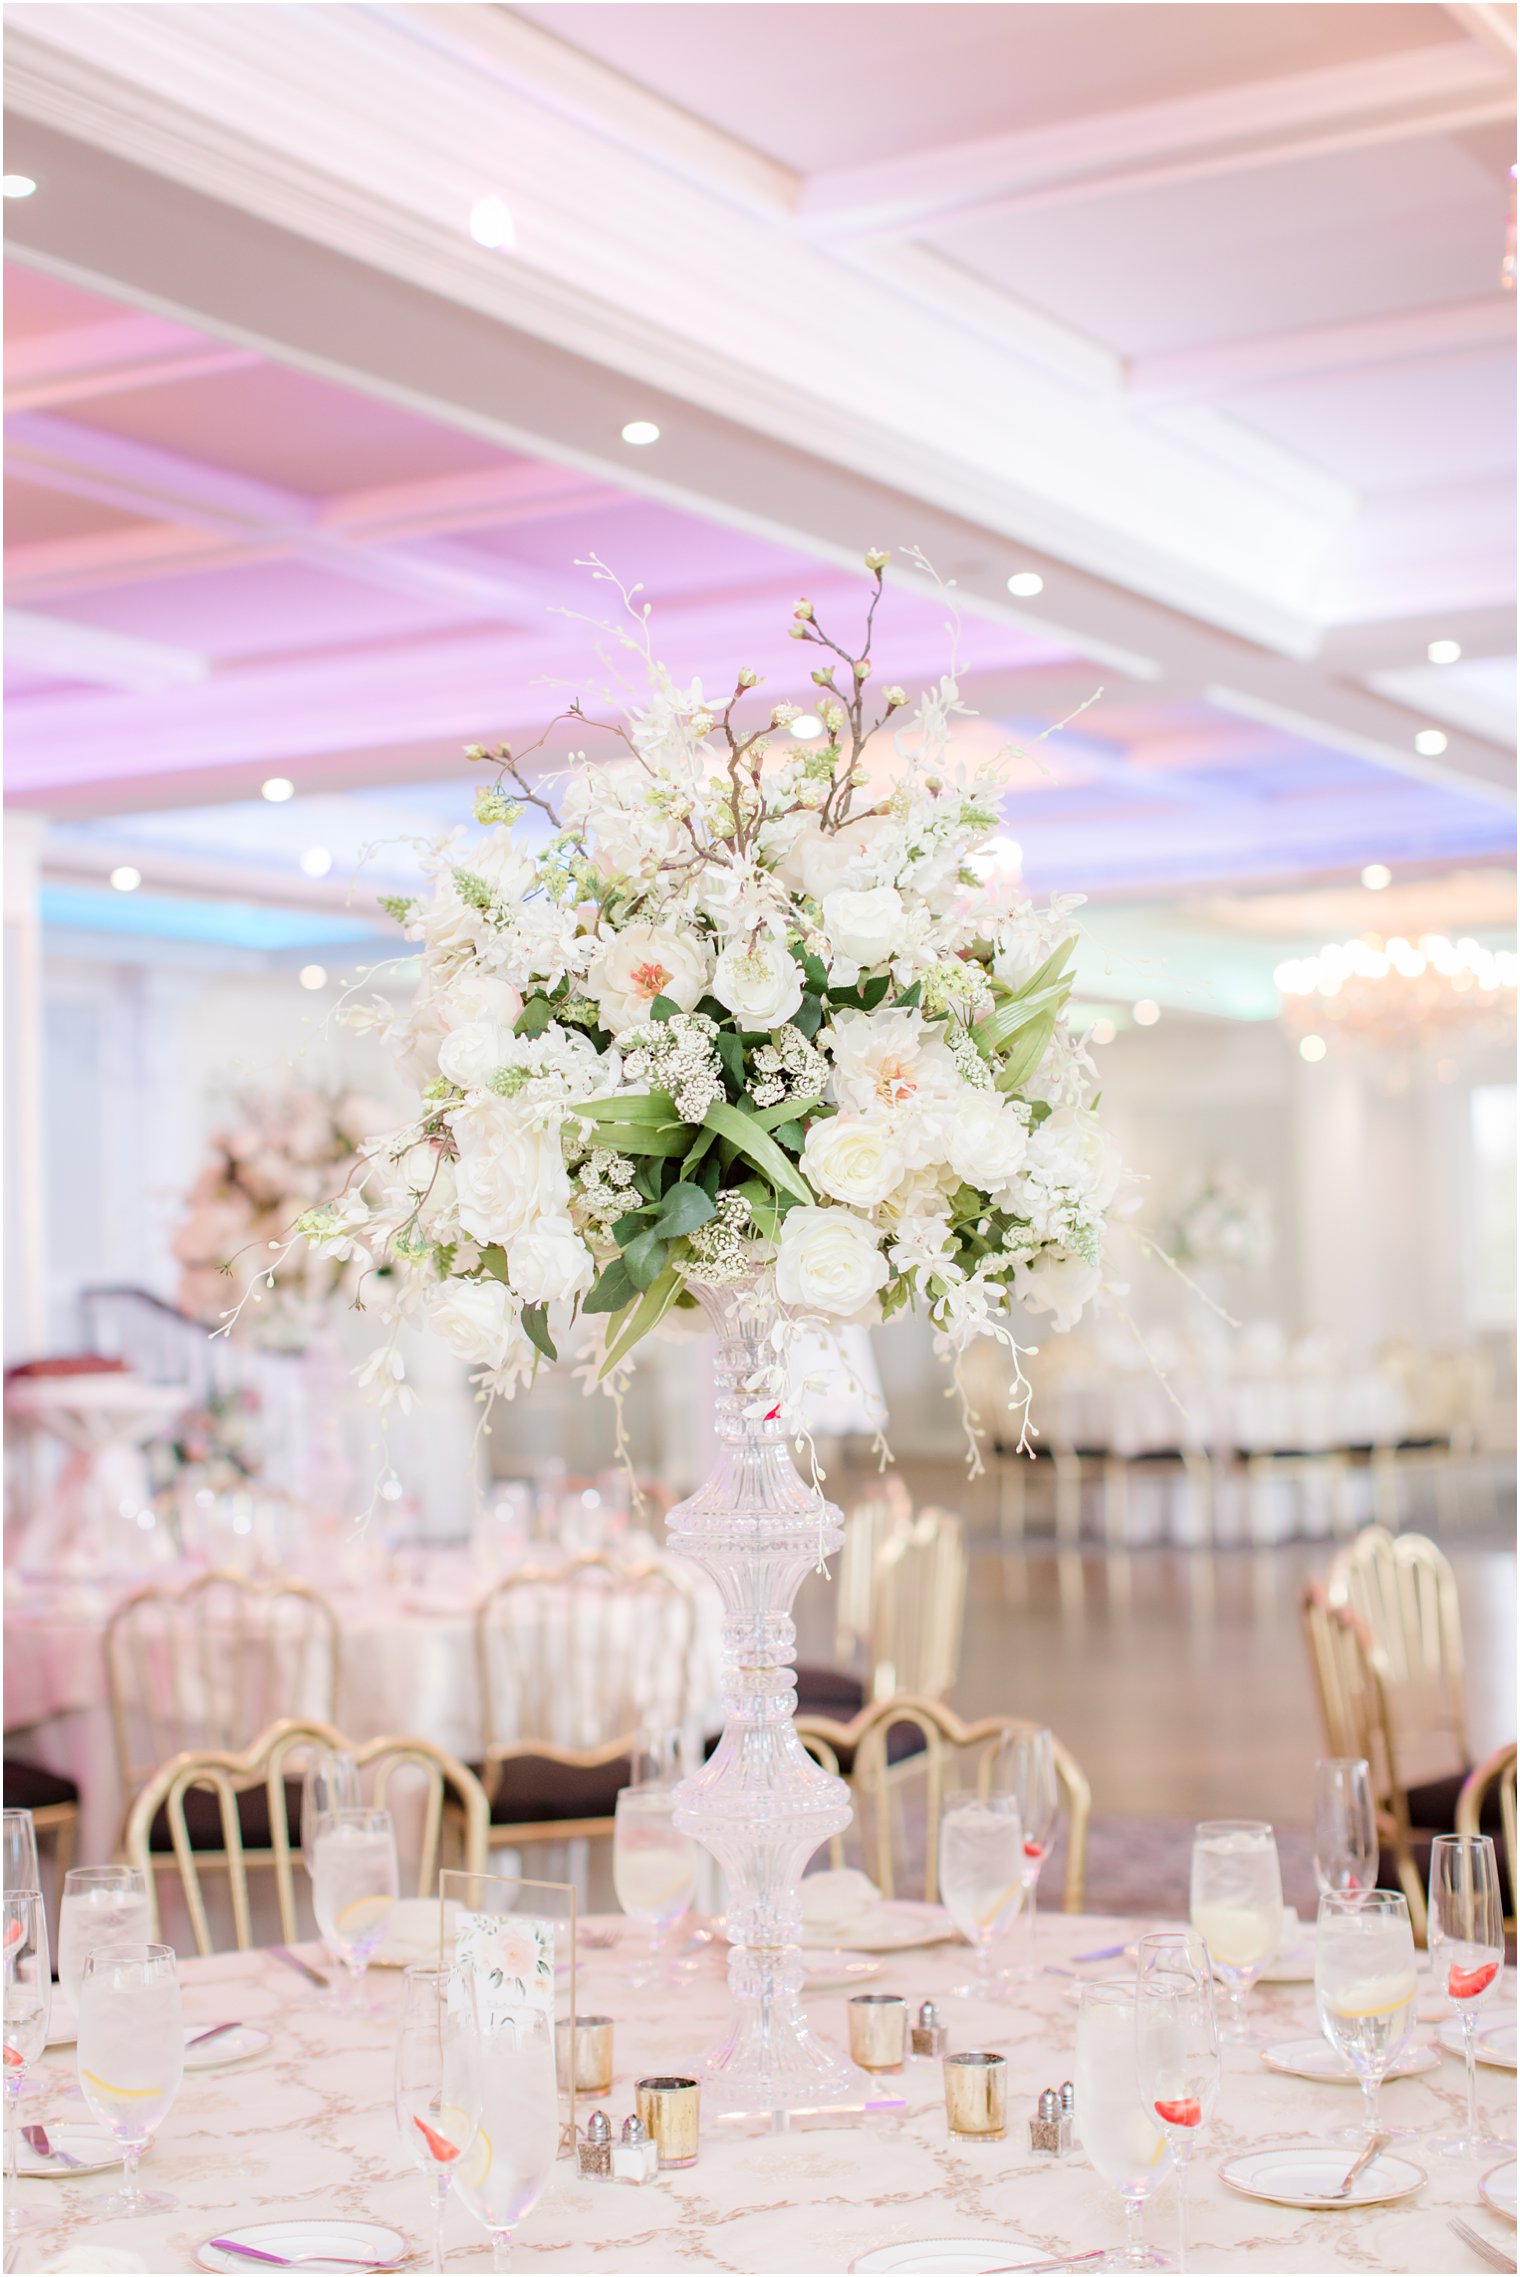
(1457, 1742, 1518, 1931)
(869, 1509, 967, 1703)
(124, 1716, 489, 1955)
(474, 1553, 698, 1773)
(797, 1694, 1091, 1911)
(1302, 1588, 1430, 1940)
(834, 1477, 912, 1663)
(106, 1570, 340, 1799)
(1328, 1526, 1467, 1778)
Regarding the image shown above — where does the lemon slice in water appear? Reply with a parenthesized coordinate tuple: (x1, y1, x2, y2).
(82, 2069, 164, 2101)
(336, 1895, 393, 1940)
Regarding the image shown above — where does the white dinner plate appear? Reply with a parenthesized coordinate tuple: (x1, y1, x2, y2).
(183, 2022, 273, 2070)
(800, 1902, 954, 1954)
(801, 1948, 884, 1989)
(1480, 2159, 1518, 2222)
(1123, 1922, 1312, 1985)
(1261, 2036, 1439, 2084)
(1438, 2017, 1518, 2070)
(45, 1995, 77, 2048)
(850, 2235, 1044, 2273)
(15, 2124, 120, 2178)
(196, 2219, 413, 2273)
(1220, 2144, 1426, 2210)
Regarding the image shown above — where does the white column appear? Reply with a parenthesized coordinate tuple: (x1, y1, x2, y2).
(3, 814, 47, 1355)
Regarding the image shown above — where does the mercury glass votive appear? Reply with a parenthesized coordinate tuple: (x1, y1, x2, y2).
(635, 2075, 700, 2168)
(944, 2051, 1007, 2140)
(848, 1993, 908, 2073)
(557, 2014, 614, 2096)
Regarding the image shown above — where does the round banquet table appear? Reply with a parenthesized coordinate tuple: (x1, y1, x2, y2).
(8, 1910, 1515, 2273)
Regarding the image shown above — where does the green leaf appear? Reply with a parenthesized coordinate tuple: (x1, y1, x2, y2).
(860, 973, 891, 1010)
(650, 1182, 716, 1238)
(611, 1209, 648, 1244)
(996, 1008, 1059, 1092)
(697, 1152, 721, 1198)
(702, 1099, 814, 1204)
(771, 1119, 805, 1151)
(972, 978, 1072, 1059)
(600, 1264, 682, 1374)
(622, 1228, 671, 1289)
(750, 1095, 821, 1132)
(476, 1244, 510, 1283)
(514, 995, 554, 1039)
(649, 994, 679, 1022)
(714, 1030, 745, 1090)
(1008, 936, 1077, 1003)
(792, 994, 823, 1039)
(578, 1092, 677, 1125)
(800, 948, 829, 993)
(521, 1303, 557, 1361)
(584, 1258, 637, 1315)
(580, 1123, 690, 1156)
(895, 980, 922, 1009)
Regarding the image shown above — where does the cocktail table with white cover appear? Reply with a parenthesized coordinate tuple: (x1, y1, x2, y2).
(9, 1912, 1512, 2272)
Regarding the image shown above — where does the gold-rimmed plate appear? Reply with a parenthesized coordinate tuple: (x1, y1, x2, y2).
(1261, 2036, 1438, 2084)
(1220, 2144, 1426, 2210)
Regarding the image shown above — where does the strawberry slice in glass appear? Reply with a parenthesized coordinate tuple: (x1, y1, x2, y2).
(1448, 1960, 1499, 2000)
(1155, 2096, 1202, 2127)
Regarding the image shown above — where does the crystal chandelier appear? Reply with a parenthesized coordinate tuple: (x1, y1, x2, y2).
(1275, 933, 1517, 1050)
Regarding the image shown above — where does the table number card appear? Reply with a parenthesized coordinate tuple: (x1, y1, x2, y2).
(452, 1910, 555, 2029)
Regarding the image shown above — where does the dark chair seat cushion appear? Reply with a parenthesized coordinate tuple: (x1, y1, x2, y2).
(795, 1665, 867, 1720)
(469, 1756, 631, 1827)
(1382, 1767, 1512, 1912)
(147, 1777, 303, 1854)
(3, 1759, 80, 1811)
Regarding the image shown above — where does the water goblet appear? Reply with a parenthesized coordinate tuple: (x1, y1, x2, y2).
(1136, 1932, 1219, 2277)
(1076, 1978, 1176, 2270)
(395, 1965, 483, 2274)
(300, 1749, 362, 1877)
(989, 1728, 1059, 1978)
(1312, 1759, 1376, 1898)
(1188, 1819, 1281, 2040)
(1427, 1831, 1508, 2159)
(938, 1790, 1025, 2002)
(2, 1889, 51, 2239)
(310, 1806, 399, 2006)
(1, 1811, 39, 1897)
(451, 2006, 558, 2272)
(1315, 1889, 1417, 2146)
(612, 1787, 695, 1986)
(58, 1864, 151, 2015)
(76, 1940, 183, 2217)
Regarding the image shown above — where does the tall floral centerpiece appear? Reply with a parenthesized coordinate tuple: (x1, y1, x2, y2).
(303, 557, 1120, 2113)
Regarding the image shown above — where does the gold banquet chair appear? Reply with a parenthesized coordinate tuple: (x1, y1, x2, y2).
(834, 1476, 913, 1667)
(1457, 1742, 1518, 1932)
(1328, 1525, 1469, 1778)
(472, 1552, 699, 1856)
(869, 1508, 969, 1705)
(124, 1717, 489, 1956)
(797, 1695, 1090, 1910)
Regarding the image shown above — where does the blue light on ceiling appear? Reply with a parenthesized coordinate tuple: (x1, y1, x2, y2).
(40, 886, 387, 951)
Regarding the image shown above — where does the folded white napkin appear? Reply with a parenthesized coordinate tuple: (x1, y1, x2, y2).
(798, 1868, 881, 1933)
(43, 2253, 150, 2273)
(375, 1896, 460, 1966)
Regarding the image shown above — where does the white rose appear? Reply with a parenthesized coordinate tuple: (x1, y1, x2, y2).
(800, 1116, 906, 1210)
(436, 1019, 515, 1090)
(508, 1218, 595, 1305)
(470, 831, 538, 902)
(453, 1102, 570, 1247)
(1013, 1248, 1101, 1331)
(437, 970, 523, 1031)
(1023, 1106, 1122, 1210)
(589, 923, 710, 1036)
(429, 1279, 526, 1367)
(787, 815, 899, 900)
(711, 937, 805, 1027)
(821, 885, 902, 967)
(563, 763, 677, 879)
(944, 1093, 1029, 1193)
(775, 1205, 889, 1317)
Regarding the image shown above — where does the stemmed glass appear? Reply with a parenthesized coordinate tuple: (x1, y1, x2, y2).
(1427, 1832, 1508, 2159)
(939, 1790, 1025, 2002)
(395, 1965, 483, 2274)
(1188, 1820, 1281, 2040)
(302, 1750, 362, 1976)
(1314, 1889, 1417, 2146)
(612, 1788, 696, 1987)
(76, 1941, 183, 2217)
(58, 1864, 151, 2014)
(1312, 1760, 1376, 1898)
(310, 1806, 399, 2008)
(990, 1728, 1059, 1978)
(451, 2007, 558, 2272)
(1075, 1979, 1176, 2271)
(1136, 1933, 1219, 2276)
(1, 1811, 39, 1895)
(2, 1890, 51, 2240)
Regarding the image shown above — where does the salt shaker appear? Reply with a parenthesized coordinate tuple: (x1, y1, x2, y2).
(1060, 2080, 1075, 2123)
(911, 1999, 947, 2058)
(1030, 2086, 1070, 2154)
(612, 2112, 659, 2183)
(578, 2109, 612, 2179)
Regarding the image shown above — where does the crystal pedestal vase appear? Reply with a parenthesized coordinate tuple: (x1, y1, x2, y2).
(666, 1276, 862, 2117)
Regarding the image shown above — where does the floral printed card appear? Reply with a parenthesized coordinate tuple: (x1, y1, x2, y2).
(451, 1910, 556, 2029)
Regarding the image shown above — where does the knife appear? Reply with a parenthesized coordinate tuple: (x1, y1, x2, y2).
(269, 1946, 329, 1989)
(21, 2123, 82, 2170)
(187, 2020, 244, 2048)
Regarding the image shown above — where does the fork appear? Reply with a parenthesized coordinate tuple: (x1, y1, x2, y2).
(22, 2122, 83, 2170)
(207, 2244, 411, 2271)
(983, 2252, 1108, 2274)
(1450, 2217, 1518, 2273)
(187, 2019, 243, 2048)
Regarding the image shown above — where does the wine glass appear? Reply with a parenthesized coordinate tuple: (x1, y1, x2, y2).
(1, 1811, 39, 1896)
(451, 2007, 559, 2272)
(58, 1865, 151, 2015)
(612, 1788, 696, 1986)
(2, 1890, 51, 2239)
(301, 1749, 362, 1875)
(1075, 1978, 1176, 2270)
(938, 1790, 1025, 2002)
(310, 1806, 399, 2006)
(1312, 1759, 1376, 1898)
(1135, 1933, 1219, 2277)
(1188, 1820, 1281, 2040)
(1315, 1889, 1417, 2146)
(989, 1728, 1059, 1978)
(1427, 1831, 1507, 2159)
(395, 1965, 483, 2275)
(76, 1940, 183, 2217)
(629, 1727, 684, 1791)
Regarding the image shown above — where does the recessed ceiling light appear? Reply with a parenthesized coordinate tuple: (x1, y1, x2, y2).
(261, 777, 295, 803)
(1299, 1034, 1327, 1062)
(1414, 729, 1448, 756)
(469, 195, 515, 250)
(1132, 998, 1161, 1026)
(621, 420, 660, 447)
(1006, 571, 1044, 598)
(1426, 639, 1462, 665)
(1089, 1017, 1116, 1046)
(109, 865, 141, 893)
(2, 176, 37, 199)
(298, 964, 328, 991)
(300, 846, 333, 878)
(789, 714, 824, 741)
(1361, 863, 1392, 891)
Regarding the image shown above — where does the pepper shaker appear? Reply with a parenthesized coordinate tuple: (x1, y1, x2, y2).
(612, 2112, 659, 2183)
(1030, 2086, 1065, 2154)
(578, 2110, 612, 2178)
(911, 1999, 947, 2058)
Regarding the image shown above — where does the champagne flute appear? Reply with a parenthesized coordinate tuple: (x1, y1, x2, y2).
(1135, 1933, 1219, 2277)
(1312, 1759, 1376, 1898)
(612, 1788, 695, 1987)
(77, 1940, 183, 2217)
(451, 2007, 558, 2272)
(395, 1965, 483, 2275)
(1427, 1831, 1507, 2159)
(58, 1865, 151, 2015)
(1, 1811, 39, 1896)
(302, 1749, 361, 1975)
(1076, 1978, 1176, 2270)
(2, 1890, 51, 2239)
(1188, 1820, 1281, 2040)
(990, 1728, 1059, 1978)
(1315, 1889, 1417, 2145)
(311, 1806, 399, 2007)
(629, 1727, 684, 1791)
(938, 1791, 1025, 2002)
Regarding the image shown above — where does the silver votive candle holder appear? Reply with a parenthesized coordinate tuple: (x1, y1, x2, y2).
(557, 2014, 614, 2096)
(848, 1992, 908, 2074)
(944, 2051, 1008, 2140)
(636, 2075, 700, 2169)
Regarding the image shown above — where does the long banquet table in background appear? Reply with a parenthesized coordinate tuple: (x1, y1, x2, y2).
(9, 1911, 1515, 2273)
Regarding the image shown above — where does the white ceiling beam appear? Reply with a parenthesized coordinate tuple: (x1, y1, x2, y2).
(798, 42, 1514, 239)
(39, 834, 384, 913)
(4, 605, 208, 691)
(1127, 298, 1517, 407)
(1443, 3, 1519, 62)
(3, 309, 258, 410)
